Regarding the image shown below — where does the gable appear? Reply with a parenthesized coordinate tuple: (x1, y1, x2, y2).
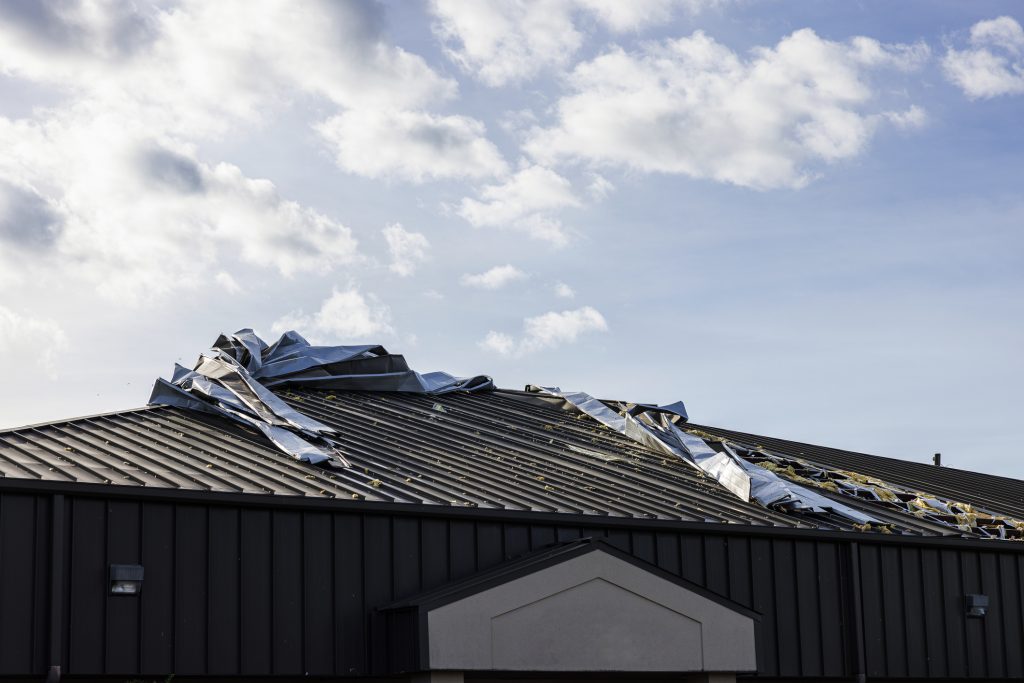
(425, 548, 757, 673)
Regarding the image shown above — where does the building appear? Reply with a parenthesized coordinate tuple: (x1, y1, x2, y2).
(0, 332, 1021, 682)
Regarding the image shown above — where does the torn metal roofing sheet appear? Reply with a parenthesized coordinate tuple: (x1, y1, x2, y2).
(145, 330, 879, 527)
(521, 385, 875, 525)
(689, 423, 1024, 540)
(148, 329, 493, 465)
(508, 388, 1021, 538)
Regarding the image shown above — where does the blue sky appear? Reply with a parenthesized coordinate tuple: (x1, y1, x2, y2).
(0, 0, 1021, 476)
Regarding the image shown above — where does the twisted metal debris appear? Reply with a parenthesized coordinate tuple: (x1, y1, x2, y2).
(149, 329, 493, 465)
(520, 386, 876, 525)
(726, 440, 1024, 539)
(149, 332, 1019, 538)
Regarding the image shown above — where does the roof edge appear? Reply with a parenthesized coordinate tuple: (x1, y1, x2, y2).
(0, 476, 1014, 551)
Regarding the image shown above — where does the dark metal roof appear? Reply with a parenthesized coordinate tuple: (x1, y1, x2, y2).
(0, 388, 1020, 536)
(0, 390, 794, 525)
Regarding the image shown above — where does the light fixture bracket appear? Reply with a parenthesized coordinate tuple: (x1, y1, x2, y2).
(965, 593, 989, 618)
(109, 564, 144, 596)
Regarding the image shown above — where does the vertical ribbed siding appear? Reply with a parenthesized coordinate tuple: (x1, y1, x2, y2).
(857, 542, 1024, 679)
(49, 497, 854, 678)
(2, 490, 1023, 678)
(0, 493, 49, 675)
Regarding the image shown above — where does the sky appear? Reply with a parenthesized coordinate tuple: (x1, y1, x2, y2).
(0, 0, 1022, 477)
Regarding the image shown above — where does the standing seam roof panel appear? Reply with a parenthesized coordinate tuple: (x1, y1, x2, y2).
(1, 390, 1022, 536)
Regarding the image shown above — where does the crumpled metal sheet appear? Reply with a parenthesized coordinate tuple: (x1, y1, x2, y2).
(668, 427, 752, 502)
(523, 385, 876, 524)
(732, 443, 1024, 538)
(729, 444, 874, 523)
(149, 329, 494, 465)
(207, 330, 493, 393)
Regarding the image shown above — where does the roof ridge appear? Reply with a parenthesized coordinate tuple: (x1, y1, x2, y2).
(0, 404, 159, 436)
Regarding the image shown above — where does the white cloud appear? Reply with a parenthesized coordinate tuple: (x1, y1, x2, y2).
(429, 0, 583, 87)
(576, 0, 691, 32)
(586, 173, 615, 200)
(499, 108, 539, 135)
(382, 223, 430, 277)
(884, 105, 928, 129)
(429, 0, 718, 86)
(0, 305, 68, 379)
(317, 109, 507, 182)
(0, 177, 63, 253)
(969, 15, 1024, 54)
(479, 330, 516, 355)
(481, 306, 608, 356)
(525, 29, 930, 189)
(943, 16, 1024, 99)
(457, 165, 580, 245)
(214, 271, 242, 294)
(0, 0, 455, 136)
(0, 0, 470, 302)
(460, 264, 528, 289)
(0, 112, 359, 302)
(272, 287, 393, 343)
(554, 281, 575, 298)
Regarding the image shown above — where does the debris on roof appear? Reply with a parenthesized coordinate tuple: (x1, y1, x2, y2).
(520, 385, 876, 525)
(728, 440, 1024, 539)
(4, 380, 1022, 537)
(148, 329, 493, 465)
(523, 384, 1024, 536)
(129, 330, 1022, 538)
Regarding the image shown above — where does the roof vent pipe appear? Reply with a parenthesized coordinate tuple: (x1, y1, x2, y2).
(933, 452, 942, 467)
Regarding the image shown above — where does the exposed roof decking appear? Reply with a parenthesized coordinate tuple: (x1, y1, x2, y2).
(692, 423, 1024, 523)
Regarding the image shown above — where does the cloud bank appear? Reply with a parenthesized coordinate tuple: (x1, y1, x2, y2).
(526, 29, 929, 189)
(429, 0, 719, 86)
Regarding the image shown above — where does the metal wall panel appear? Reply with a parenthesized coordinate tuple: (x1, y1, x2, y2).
(139, 502, 174, 672)
(41, 496, 851, 678)
(0, 493, 49, 675)
(209, 506, 241, 674)
(856, 541, 1024, 679)
(2, 490, 1024, 679)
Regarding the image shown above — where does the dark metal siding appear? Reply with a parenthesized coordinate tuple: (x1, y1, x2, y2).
(0, 492, 50, 675)
(3, 488, 1023, 679)
(856, 542, 1024, 678)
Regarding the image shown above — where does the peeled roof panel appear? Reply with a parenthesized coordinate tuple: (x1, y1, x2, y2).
(519, 386, 877, 526)
(686, 424, 1024, 539)
(148, 329, 494, 465)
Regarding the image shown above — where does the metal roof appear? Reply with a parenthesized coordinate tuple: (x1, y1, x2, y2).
(0, 388, 1019, 536)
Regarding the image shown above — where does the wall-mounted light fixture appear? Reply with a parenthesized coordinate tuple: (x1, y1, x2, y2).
(109, 564, 144, 595)
(965, 593, 988, 618)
